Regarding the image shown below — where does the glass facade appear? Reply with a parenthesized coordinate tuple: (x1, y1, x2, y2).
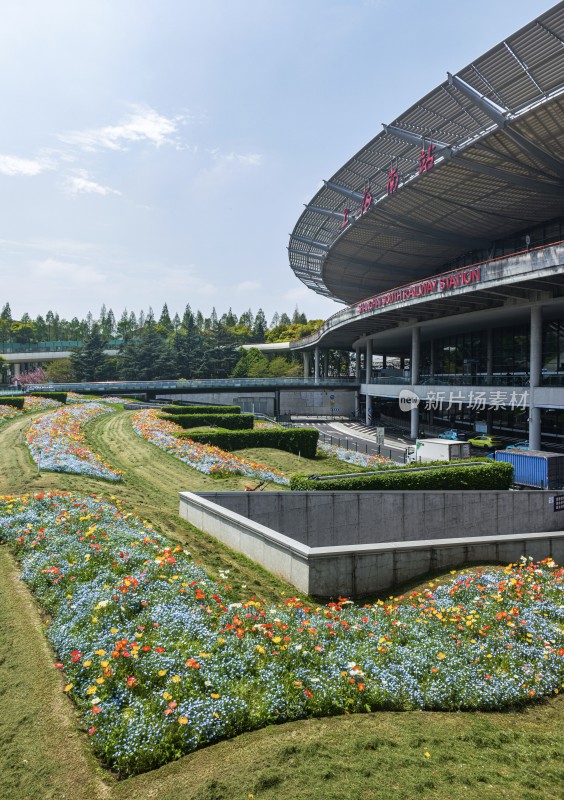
(419, 319, 564, 384)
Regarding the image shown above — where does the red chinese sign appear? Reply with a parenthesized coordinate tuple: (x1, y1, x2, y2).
(418, 144, 435, 174)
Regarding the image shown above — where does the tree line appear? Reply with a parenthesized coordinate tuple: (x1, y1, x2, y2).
(0, 302, 351, 382)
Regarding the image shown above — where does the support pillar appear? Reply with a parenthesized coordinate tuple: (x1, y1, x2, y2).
(528, 306, 542, 450)
(314, 347, 320, 383)
(323, 350, 329, 377)
(382, 355, 387, 369)
(365, 339, 372, 384)
(429, 340, 435, 378)
(365, 394, 373, 427)
(410, 327, 420, 439)
(354, 391, 360, 418)
(355, 348, 361, 380)
(486, 329, 493, 378)
(411, 327, 420, 384)
(13, 363, 21, 377)
(303, 351, 310, 379)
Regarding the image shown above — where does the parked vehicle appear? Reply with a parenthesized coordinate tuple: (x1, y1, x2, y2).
(494, 450, 564, 489)
(467, 433, 504, 449)
(506, 440, 529, 450)
(407, 438, 471, 463)
(438, 429, 466, 441)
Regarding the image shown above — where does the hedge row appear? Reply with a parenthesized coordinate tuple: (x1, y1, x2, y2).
(0, 395, 24, 409)
(181, 428, 319, 458)
(160, 412, 254, 430)
(161, 404, 240, 415)
(30, 391, 67, 403)
(289, 461, 514, 491)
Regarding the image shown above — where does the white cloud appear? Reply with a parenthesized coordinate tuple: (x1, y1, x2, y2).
(59, 105, 185, 152)
(209, 150, 262, 167)
(65, 169, 120, 197)
(32, 258, 106, 285)
(0, 154, 54, 177)
(235, 280, 260, 292)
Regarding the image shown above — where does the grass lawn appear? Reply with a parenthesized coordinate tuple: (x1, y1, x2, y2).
(0, 406, 563, 799)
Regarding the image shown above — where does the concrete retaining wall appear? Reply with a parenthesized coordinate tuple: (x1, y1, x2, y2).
(187, 490, 564, 546)
(158, 389, 356, 417)
(179, 490, 564, 597)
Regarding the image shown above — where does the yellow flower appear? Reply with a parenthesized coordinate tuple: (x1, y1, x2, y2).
(95, 649, 106, 657)
(64, 683, 73, 692)
(210, 693, 221, 699)
(95, 677, 105, 684)
(424, 751, 431, 759)
(82, 660, 92, 667)
(158, 669, 167, 677)
(86, 686, 97, 695)
(437, 653, 446, 660)
(171, 675, 181, 683)
(178, 717, 188, 725)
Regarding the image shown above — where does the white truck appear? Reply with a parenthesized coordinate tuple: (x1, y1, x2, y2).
(407, 437, 470, 463)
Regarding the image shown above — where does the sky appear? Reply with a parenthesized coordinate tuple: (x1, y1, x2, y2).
(0, 0, 556, 326)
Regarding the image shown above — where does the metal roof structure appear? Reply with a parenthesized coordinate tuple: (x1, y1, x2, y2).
(288, 2, 564, 306)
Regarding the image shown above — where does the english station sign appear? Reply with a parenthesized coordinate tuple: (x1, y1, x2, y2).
(357, 266, 482, 314)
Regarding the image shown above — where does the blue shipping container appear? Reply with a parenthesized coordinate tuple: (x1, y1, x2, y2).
(494, 450, 564, 489)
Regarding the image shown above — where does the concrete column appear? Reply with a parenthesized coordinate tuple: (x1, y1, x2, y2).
(365, 393, 373, 426)
(400, 356, 405, 370)
(355, 348, 361, 380)
(410, 405, 420, 440)
(323, 350, 329, 377)
(314, 347, 320, 383)
(528, 305, 542, 450)
(486, 329, 493, 378)
(303, 351, 310, 379)
(382, 355, 387, 369)
(411, 326, 420, 384)
(13, 362, 21, 376)
(354, 391, 360, 418)
(429, 340, 435, 378)
(365, 339, 372, 384)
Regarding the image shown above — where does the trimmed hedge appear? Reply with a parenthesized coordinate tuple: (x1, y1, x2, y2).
(0, 395, 24, 409)
(181, 428, 319, 458)
(30, 391, 67, 403)
(161, 404, 240, 415)
(159, 412, 254, 430)
(289, 461, 514, 491)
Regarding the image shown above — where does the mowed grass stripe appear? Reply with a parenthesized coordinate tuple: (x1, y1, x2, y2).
(0, 547, 110, 800)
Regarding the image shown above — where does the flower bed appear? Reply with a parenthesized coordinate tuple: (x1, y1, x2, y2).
(131, 409, 288, 485)
(24, 403, 122, 481)
(0, 403, 22, 426)
(24, 395, 62, 412)
(66, 392, 127, 405)
(0, 492, 562, 777)
(318, 441, 395, 468)
(0, 394, 62, 426)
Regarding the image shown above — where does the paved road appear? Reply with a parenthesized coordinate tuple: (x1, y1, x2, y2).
(290, 419, 412, 464)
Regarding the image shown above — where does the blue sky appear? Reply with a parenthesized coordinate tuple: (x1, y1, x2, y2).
(0, 0, 554, 325)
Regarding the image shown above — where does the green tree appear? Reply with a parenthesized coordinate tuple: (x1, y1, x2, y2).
(71, 324, 110, 381)
(46, 358, 76, 382)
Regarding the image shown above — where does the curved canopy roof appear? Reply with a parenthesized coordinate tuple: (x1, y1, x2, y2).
(288, 2, 564, 305)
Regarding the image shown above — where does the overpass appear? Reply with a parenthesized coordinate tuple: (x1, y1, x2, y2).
(22, 376, 358, 398)
(17, 376, 359, 419)
(0, 340, 122, 377)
